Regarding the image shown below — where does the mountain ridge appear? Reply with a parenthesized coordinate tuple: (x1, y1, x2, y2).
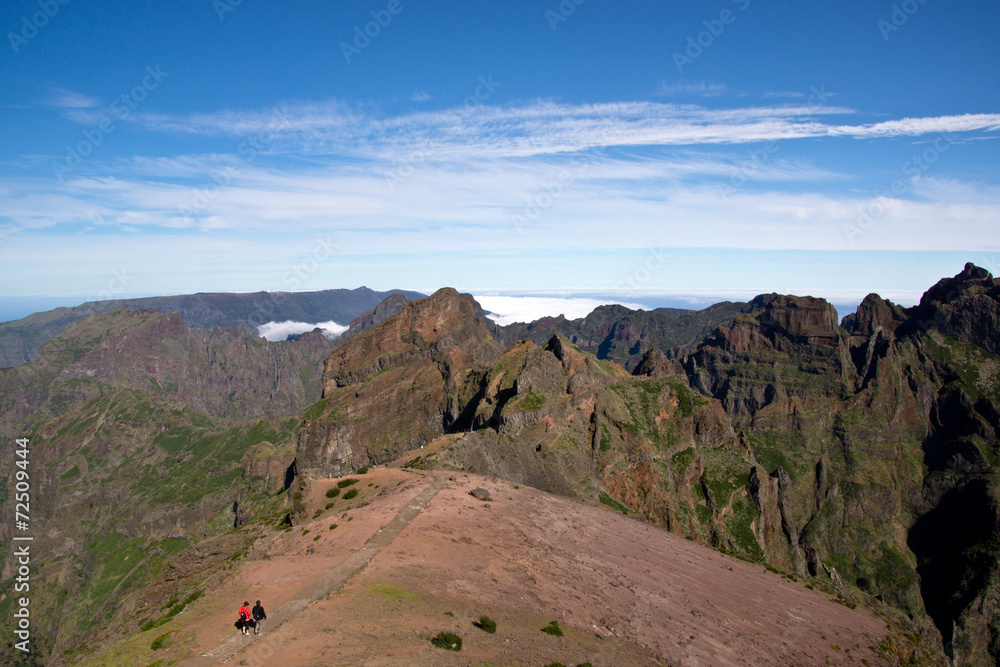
(1, 264, 998, 664)
(0, 287, 425, 368)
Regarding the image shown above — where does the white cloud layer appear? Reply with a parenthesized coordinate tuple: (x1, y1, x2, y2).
(475, 296, 647, 326)
(257, 320, 348, 341)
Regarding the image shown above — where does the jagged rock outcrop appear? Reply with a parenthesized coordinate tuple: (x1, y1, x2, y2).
(901, 261, 1000, 355)
(686, 294, 855, 427)
(844, 293, 908, 339)
(295, 288, 504, 474)
(844, 294, 906, 391)
(632, 346, 688, 380)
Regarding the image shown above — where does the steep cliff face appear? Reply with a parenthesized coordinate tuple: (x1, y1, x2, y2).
(295, 288, 504, 475)
(335, 266, 996, 664)
(681, 268, 1000, 661)
(685, 294, 855, 428)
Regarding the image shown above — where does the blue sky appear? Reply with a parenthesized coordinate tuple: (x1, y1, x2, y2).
(1, 0, 999, 322)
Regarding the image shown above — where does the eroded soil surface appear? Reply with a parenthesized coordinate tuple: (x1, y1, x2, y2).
(151, 465, 896, 666)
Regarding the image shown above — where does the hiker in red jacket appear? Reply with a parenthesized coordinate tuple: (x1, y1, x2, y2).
(238, 601, 252, 635)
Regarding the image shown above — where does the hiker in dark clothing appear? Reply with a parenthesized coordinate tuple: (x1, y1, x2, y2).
(252, 600, 267, 635)
(238, 601, 252, 635)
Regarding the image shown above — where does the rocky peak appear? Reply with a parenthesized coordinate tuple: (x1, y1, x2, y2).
(757, 294, 840, 344)
(632, 346, 687, 381)
(323, 287, 500, 392)
(299, 289, 504, 474)
(902, 263, 1000, 355)
(919, 262, 998, 310)
(708, 294, 840, 355)
(845, 293, 908, 338)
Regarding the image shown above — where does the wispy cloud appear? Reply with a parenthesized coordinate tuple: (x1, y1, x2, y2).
(410, 90, 431, 102)
(44, 87, 100, 109)
(124, 100, 1000, 161)
(2, 97, 999, 295)
(831, 114, 1000, 139)
(475, 295, 646, 326)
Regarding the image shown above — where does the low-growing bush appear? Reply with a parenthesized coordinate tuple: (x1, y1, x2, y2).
(430, 631, 462, 651)
(325, 487, 340, 498)
(343, 488, 359, 500)
(150, 631, 174, 650)
(140, 617, 169, 633)
(337, 478, 359, 489)
(541, 620, 564, 636)
(473, 615, 496, 634)
(357, 466, 370, 474)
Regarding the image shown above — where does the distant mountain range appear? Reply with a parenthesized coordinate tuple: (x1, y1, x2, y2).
(0, 287, 425, 368)
(0, 288, 752, 372)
